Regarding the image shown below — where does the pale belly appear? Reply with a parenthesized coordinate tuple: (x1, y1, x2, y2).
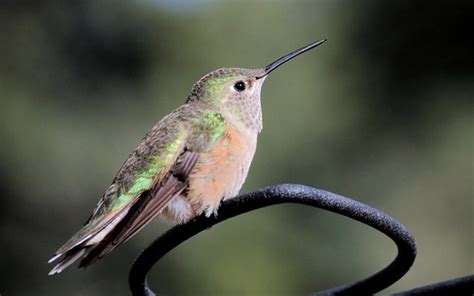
(162, 127, 257, 224)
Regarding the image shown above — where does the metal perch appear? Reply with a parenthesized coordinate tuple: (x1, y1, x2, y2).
(129, 184, 418, 295)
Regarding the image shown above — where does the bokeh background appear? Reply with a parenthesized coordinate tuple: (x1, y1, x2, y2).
(1, 0, 472, 295)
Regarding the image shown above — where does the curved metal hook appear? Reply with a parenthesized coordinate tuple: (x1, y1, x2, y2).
(129, 184, 417, 295)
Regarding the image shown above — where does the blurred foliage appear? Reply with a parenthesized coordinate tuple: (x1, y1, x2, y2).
(0, 0, 472, 295)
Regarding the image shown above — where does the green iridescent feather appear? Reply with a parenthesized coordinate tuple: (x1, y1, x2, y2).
(55, 106, 226, 254)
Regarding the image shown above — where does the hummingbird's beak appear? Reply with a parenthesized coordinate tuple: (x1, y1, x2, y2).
(256, 38, 327, 79)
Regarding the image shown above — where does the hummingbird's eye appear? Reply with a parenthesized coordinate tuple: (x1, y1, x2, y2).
(233, 81, 246, 92)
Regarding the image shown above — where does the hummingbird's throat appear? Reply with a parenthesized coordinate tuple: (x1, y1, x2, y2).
(226, 90, 263, 133)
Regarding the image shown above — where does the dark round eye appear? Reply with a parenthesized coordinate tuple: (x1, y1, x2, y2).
(233, 81, 246, 92)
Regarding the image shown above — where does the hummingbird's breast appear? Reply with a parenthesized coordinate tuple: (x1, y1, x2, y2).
(162, 120, 258, 223)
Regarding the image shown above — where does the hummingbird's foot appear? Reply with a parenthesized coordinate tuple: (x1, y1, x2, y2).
(204, 206, 219, 219)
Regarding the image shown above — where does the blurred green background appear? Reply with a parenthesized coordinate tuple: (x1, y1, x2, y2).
(1, 0, 472, 295)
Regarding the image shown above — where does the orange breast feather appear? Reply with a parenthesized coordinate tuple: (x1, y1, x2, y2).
(187, 124, 256, 212)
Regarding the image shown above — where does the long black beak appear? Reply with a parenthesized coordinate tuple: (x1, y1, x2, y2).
(256, 38, 327, 79)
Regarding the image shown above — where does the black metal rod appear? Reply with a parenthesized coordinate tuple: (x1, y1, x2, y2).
(394, 274, 474, 295)
(129, 184, 417, 295)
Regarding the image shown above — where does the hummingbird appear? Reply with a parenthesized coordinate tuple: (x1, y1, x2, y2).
(48, 39, 327, 275)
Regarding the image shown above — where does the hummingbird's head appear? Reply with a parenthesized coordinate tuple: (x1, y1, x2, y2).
(186, 67, 267, 132)
(186, 39, 327, 132)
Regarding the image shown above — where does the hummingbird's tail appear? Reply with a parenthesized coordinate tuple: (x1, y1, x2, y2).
(48, 247, 89, 275)
(47, 206, 131, 275)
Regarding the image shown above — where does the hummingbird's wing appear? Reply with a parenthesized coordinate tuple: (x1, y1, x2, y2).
(48, 108, 227, 275)
(74, 150, 200, 268)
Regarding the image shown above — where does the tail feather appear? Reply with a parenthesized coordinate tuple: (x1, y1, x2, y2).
(48, 248, 88, 275)
(47, 253, 62, 264)
(48, 205, 131, 275)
